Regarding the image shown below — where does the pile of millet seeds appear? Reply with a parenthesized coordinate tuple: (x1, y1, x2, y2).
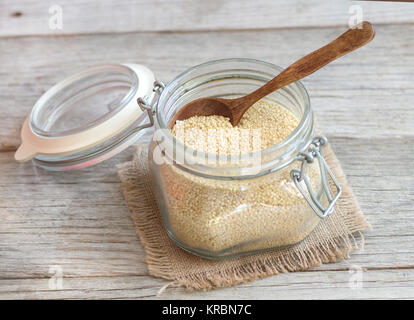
(159, 100, 321, 255)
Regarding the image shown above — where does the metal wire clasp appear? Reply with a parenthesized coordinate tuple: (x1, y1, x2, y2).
(290, 136, 342, 219)
(137, 80, 165, 129)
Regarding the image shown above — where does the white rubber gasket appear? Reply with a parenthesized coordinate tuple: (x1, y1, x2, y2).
(15, 64, 155, 162)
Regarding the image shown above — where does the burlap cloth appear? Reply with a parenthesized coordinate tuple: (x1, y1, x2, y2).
(117, 144, 370, 290)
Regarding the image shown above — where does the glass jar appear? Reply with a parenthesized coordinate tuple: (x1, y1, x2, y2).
(148, 59, 341, 259)
(15, 59, 341, 260)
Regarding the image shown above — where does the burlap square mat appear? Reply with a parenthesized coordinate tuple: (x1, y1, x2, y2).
(117, 144, 370, 290)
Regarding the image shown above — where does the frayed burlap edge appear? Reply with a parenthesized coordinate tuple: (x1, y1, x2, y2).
(117, 145, 370, 290)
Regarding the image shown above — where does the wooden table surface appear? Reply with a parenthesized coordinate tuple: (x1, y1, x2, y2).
(1, 1, 413, 299)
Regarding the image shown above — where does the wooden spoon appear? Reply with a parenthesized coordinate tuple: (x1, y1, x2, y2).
(172, 21, 375, 127)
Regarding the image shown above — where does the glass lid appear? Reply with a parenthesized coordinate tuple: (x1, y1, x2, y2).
(30, 64, 139, 137)
(15, 63, 155, 164)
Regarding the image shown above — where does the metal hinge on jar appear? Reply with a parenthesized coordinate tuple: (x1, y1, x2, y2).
(137, 80, 165, 128)
(290, 136, 342, 219)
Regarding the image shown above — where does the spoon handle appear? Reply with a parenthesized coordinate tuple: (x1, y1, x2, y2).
(234, 21, 375, 111)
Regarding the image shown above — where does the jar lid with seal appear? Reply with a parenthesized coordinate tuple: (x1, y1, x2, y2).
(15, 63, 160, 170)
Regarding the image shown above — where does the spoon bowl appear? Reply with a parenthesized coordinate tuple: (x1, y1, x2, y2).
(172, 97, 233, 124)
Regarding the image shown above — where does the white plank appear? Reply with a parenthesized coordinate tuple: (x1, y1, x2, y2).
(0, 135, 413, 282)
(1, 0, 414, 36)
(1, 269, 413, 299)
(0, 24, 413, 150)
(0, 13, 413, 299)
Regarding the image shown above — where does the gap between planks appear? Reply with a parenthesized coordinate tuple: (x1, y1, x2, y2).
(0, 21, 413, 40)
(1, 264, 414, 282)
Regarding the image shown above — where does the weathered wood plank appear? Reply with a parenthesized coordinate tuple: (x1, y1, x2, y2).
(0, 135, 413, 283)
(1, 0, 414, 37)
(1, 269, 413, 299)
(0, 24, 413, 150)
(0, 11, 413, 299)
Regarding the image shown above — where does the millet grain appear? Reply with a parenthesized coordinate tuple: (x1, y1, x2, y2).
(157, 100, 321, 255)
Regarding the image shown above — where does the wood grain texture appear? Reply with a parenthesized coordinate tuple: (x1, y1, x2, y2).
(0, 1, 413, 299)
(0, 135, 413, 298)
(1, 269, 414, 299)
(1, 0, 414, 36)
(1, 24, 413, 149)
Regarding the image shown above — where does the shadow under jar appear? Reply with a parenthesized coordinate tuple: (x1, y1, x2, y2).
(149, 58, 341, 260)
